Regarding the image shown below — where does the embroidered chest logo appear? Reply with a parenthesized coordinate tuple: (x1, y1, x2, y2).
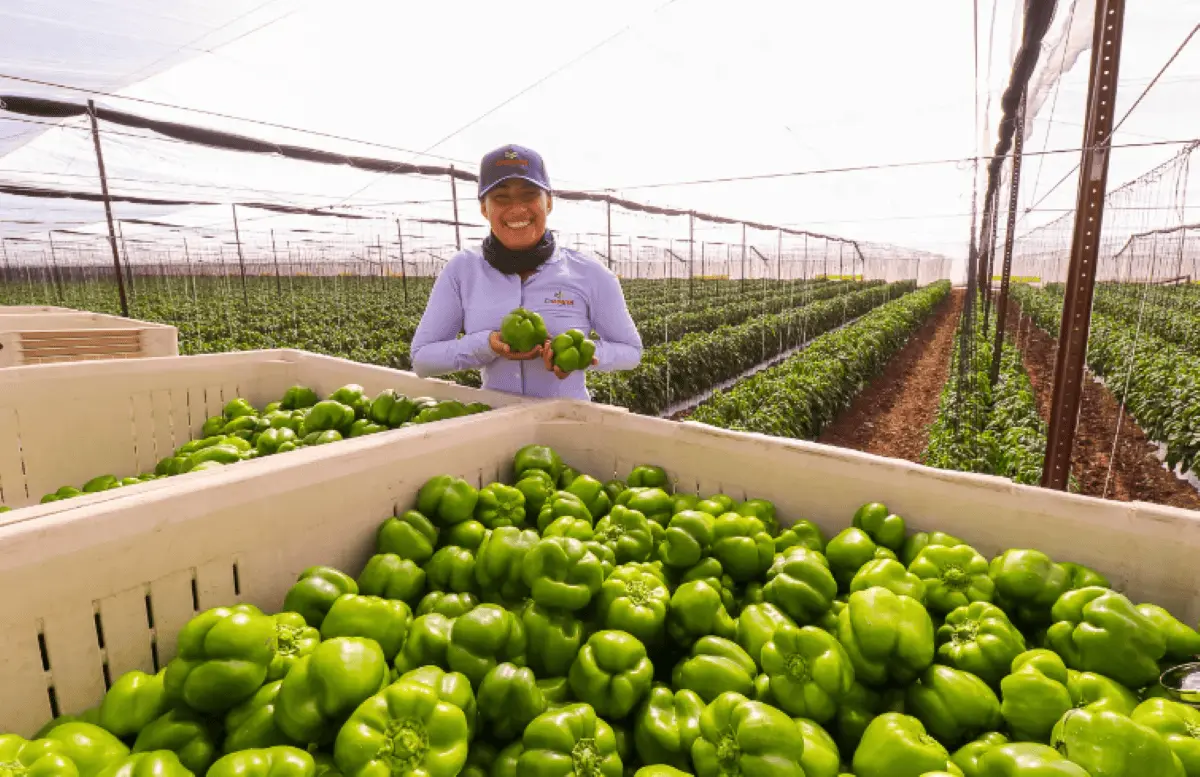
(545, 290, 576, 306)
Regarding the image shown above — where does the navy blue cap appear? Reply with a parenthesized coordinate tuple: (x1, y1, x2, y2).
(478, 144, 551, 199)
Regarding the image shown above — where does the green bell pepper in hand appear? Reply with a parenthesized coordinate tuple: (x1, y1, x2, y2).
(852, 502, 906, 551)
(1132, 698, 1200, 776)
(334, 679, 470, 777)
(1137, 603, 1200, 660)
(836, 586, 934, 687)
(522, 536, 605, 611)
(852, 713, 961, 777)
(936, 602, 1026, 688)
(633, 685, 703, 770)
(826, 528, 897, 590)
(97, 669, 168, 738)
(763, 547, 839, 624)
(551, 329, 597, 373)
(736, 602, 797, 668)
(500, 308, 550, 353)
(667, 579, 738, 645)
(851, 558, 927, 605)
(357, 553, 426, 604)
(672, 636, 757, 703)
(164, 606, 276, 713)
(320, 594, 411, 661)
(776, 520, 826, 554)
(519, 704, 623, 777)
(397, 666, 478, 742)
(659, 510, 715, 569)
(475, 483, 527, 528)
(224, 681, 294, 753)
(474, 526, 539, 601)
(596, 564, 671, 646)
(275, 636, 389, 745)
(446, 604, 527, 687)
(281, 385, 319, 410)
(519, 601, 586, 677)
(906, 665, 1003, 747)
(378, 509, 439, 563)
(569, 630, 655, 718)
(209, 747, 315, 777)
(537, 490, 594, 533)
(1046, 586, 1166, 688)
(795, 717, 842, 777)
(41, 723, 129, 777)
(282, 566, 359, 629)
(417, 475, 479, 526)
(691, 692, 805, 777)
(131, 708, 219, 774)
(94, 751, 192, 777)
(628, 465, 669, 489)
(999, 650, 1073, 744)
(760, 624, 854, 723)
(1052, 708, 1185, 777)
(565, 474, 613, 519)
(976, 743, 1090, 776)
(0, 735, 80, 777)
(425, 545, 479, 594)
(393, 612, 455, 676)
(594, 505, 655, 563)
(416, 591, 478, 618)
(709, 512, 773, 582)
(476, 663, 546, 741)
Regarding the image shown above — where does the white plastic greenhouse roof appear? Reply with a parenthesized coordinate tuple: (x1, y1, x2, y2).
(0, 0, 1197, 263)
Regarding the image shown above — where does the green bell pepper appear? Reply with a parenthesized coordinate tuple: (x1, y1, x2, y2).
(1132, 698, 1200, 776)
(709, 512, 773, 582)
(1137, 604, 1200, 661)
(795, 717, 842, 777)
(619, 487, 674, 527)
(223, 397, 257, 420)
(551, 329, 597, 373)
(367, 388, 400, 425)
(374, 510, 441, 563)
(221, 415, 261, 438)
(695, 494, 735, 516)
(281, 385, 319, 410)
(424, 545, 478, 594)
(393, 612, 455, 676)
(460, 742, 495, 777)
(628, 465, 669, 489)
(357, 553, 426, 604)
(96, 669, 168, 738)
(275, 636, 389, 745)
(94, 751, 192, 777)
(208, 747, 315, 777)
(475, 483, 527, 528)
(494, 741, 524, 777)
(500, 308, 550, 353)
(671, 493, 699, 514)
(950, 732, 1007, 777)
(596, 564, 671, 646)
(537, 490, 594, 533)
(334, 679, 469, 777)
(852, 502, 906, 551)
(131, 708, 219, 774)
(906, 665, 1003, 747)
(908, 544, 995, 615)
(329, 384, 369, 417)
(672, 636, 757, 703)
(852, 713, 961, 777)
(667, 580, 738, 645)
(775, 520, 827, 554)
(635, 767, 692, 777)
(691, 692, 805, 777)
(443, 520, 487, 552)
(593, 505, 655, 563)
(417, 475, 479, 526)
(836, 586, 935, 687)
(851, 558, 927, 605)
(416, 591, 479, 618)
(347, 419, 387, 437)
(35, 709, 103, 739)
(299, 400, 355, 436)
(224, 680, 294, 752)
(513, 444, 564, 482)
(397, 666, 478, 741)
(1046, 586, 1166, 688)
(633, 685, 703, 770)
(999, 649, 1073, 744)
(522, 536, 605, 611)
(1052, 708, 1185, 777)
(282, 566, 359, 629)
(313, 753, 343, 777)
(936, 602, 1026, 687)
(41, 723, 129, 777)
(835, 681, 904, 756)
(734, 498, 779, 536)
(300, 430, 342, 446)
(474, 526, 539, 601)
(446, 604, 527, 687)
(1060, 562, 1108, 589)
(0, 734, 80, 777)
(760, 624, 854, 722)
(565, 474, 612, 519)
(256, 427, 299, 455)
(763, 547, 838, 624)
(164, 606, 276, 713)
(184, 444, 242, 468)
(735, 602, 796, 668)
(976, 742, 1090, 776)
(659, 510, 715, 569)
(477, 662, 546, 741)
(569, 630, 655, 718)
(1067, 669, 1138, 716)
(826, 528, 897, 590)
(515, 470, 557, 517)
(988, 549, 1072, 627)
(266, 612, 320, 681)
(201, 415, 226, 437)
(518, 601, 586, 677)
(320, 594, 412, 661)
(519, 704, 622, 777)
(543, 515, 595, 541)
(900, 531, 963, 567)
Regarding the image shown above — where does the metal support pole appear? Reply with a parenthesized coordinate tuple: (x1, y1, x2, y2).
(449, 167, 462, 251)
(688, 211, 695, 301)
(606, 199, 613, 271)
(0, 239, 10, 284)
(396, 219, 409, 303)
(183, 239, 197, 307)
(270, 230, 282, 294)
(87, 99, 130, 316)
(777, 229, 783, 282)
(231, 205, 250, 308)
(117, 221, 135, 296)
(46, 232, 64, 302)
(982, 186, 1001, 334)
(700, 242, 706, 282)
(990, 94, 1026, 388)
(740, 223, 747, 294)
(1043, 0, 1128, 490)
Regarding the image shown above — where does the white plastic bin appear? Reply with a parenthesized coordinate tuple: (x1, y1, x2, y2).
(1, 399, 1198, 734)
(0, 348, 530, 509)
(0, 307, 179, 367)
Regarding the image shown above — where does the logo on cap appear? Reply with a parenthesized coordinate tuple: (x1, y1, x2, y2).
(504, 150, 519, 159)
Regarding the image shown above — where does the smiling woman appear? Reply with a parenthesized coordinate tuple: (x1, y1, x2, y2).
(410, 144, 643, 400)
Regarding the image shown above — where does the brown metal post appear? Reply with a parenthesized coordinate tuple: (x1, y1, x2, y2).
(117, 221, 135, 296)
(270, 230, 282, 294)
(449, 167, 462, 251)
(231, 205, 250, 308)
(46, 232, 65, 302)
(396, 219, 409, 303)
(990, 95, 1026, 387)
(1042, 0, 1128, 490)
(87, 100, 130, 316)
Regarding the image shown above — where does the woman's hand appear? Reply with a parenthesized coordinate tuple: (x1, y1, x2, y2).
(542, 338, 598, 379)
(489, 331, 543, 360)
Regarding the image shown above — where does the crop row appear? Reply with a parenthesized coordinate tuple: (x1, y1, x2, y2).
(690, 281, 949, 437)
(922, 304, 1046, 486)
(1052, 283, 1200, 356)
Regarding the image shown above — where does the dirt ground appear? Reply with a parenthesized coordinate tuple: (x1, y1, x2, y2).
(816, 290, 963, 462)
(1008, 302, 1200, 510)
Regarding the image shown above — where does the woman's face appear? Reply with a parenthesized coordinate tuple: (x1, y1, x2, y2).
(481, 179, 552, 251)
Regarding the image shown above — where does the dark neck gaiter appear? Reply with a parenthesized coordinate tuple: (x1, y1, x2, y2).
(482, 230, 556, 274)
